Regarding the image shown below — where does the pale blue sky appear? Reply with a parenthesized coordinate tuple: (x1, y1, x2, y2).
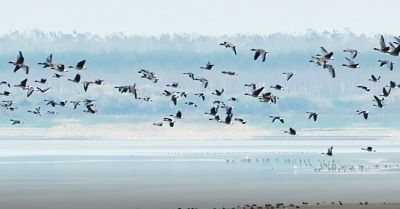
(1, 0, 397, 36)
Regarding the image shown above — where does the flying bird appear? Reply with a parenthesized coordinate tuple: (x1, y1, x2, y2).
(170, 111, 184, 119)
(307, 112, 319, 121)
(10, 119, 24, 125)
(138, 97, 152, 102)
(369, 75, 381, 82)
(388, 42, 400, 56)
(209, 114, 221, 122)
(27, 87, 40, 97)
(68, 74, 82, 83)
(212, 88, 224, 96)
(14, 78, 31, 90)
(221, 71, 238, 76)
(70, 101, 82, 109)
(9, 51, 29, 74)
(356, 110, 369, 120)
(270, 84, 284, 90)
(163, 118, 175, 127)
(83, 105, 97, 114)
(162, 90, 175, 96)
(171, 94, 179, 105)
(380, 87, 391, 97)
(185, 101, 197, 108)
(38, 54, 53, 68)
(270, 116, 284, 124)
(378, 60, 395, 71)
(53, 73, 64, 78)
(194, 77, 209, 88)
(69, 60, 87, 70)
(228, 97, 239, 102)
(342, 57, 360, 68)
(282, 72, 297, 81)
(245, 87, 264, 97)
(183, 72, 195, 80)
(0, 91, 11, 96)
(234, 118, 246, 124)
(373, 35, 390, 53)
(93, 79, 105, 85)
(139, 69, 159, 83)
(153, 122, 163, 126)
(27, 107, 41, 116)
(357, 86, 370, 91)
(51, 64, 68, 73)
(284, 127, 298, 135)
(83, 81, 92, 92)
(221, 105, 235, 115)
(205, 105, 219, 116)
(219, 42, 237, 55)
(386, 81, 400, 89)
(34, 78, 48, 84)
(221, 114, 233, 125)
(244, 83, 257, 90)
(0, 81, 11, 88)
(321, 146, 335, 156)
(373, 95, 384, 108)
(166, 82, 181, 88)
(315, 47, 334, 60)
(323, 61, 336, 78)
(194, 93, 206, 101)
(361, 147, 376, 152)
(251, 49, 268, 62)
(200, 61, 214, 70)
(343, 49, 361, 59)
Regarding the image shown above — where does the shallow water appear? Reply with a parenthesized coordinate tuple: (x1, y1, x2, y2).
(0, 139, 399, 209)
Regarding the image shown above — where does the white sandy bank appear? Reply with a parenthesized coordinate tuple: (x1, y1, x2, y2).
(0, 122, 398, 140)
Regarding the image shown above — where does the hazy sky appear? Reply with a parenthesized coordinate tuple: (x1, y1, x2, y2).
(1, 0, 397, 36)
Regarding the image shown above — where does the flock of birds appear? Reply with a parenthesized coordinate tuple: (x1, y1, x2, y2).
(175, 200, 388, 209)
(1, 53, 103, 125)
(1, 35, 400, 141)
(230, 152, 390, 173)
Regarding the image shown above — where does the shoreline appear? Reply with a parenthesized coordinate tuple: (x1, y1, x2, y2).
(0, 123, 397, 140)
